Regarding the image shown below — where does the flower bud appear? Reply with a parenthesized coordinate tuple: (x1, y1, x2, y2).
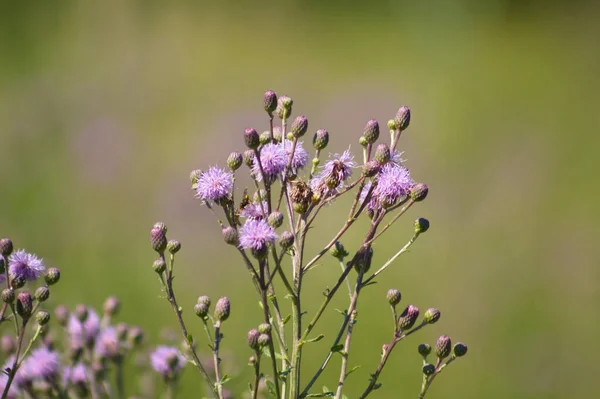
(16, 291, 33, 318)
(424, 308, 441, 324)
(374, 144, 390, 164)
(221, 226, 239, 246)
(194, 303, 209, 318)
(257, 333, 270, 347)
(386, 289, 401, 306)
(414, 218, 430, 235)
(418, 343, 432, 357)
(263, 90, 278, 114)
(243, 150, 255, 167)
(387, 119, 397, 131)
(34, 285, 50, 302)
(409, 183, 428, 202)
(272, 126, 283, 143)
(197, 295, 211, 307)
(276, 96, 293, 120)
(329, 241, 349, 260)
(435, 335, 452, 359)
(1, 288, 15, 304)
(354, 246, 373, 273)
(291, 115, 308, 138)
(190, 169, 202, 185)
(394, 106, 411, 131)
(150, 222, 168, 253)
(11, 275, 25, 289)
(128, 326, 144, 347)
(247, 329, 260, 350)
(358, 136, 368, 147)
(55, 305, 69, 326)
(313, 129, 329, 150)
(1, 336, 16, 354)
(227, 152, 243, 171)
(0, 238, 13, 256)
(398, 305, 420, 330)
(363, 119, 380, 144)
(214, 297, 230, 322)
(453, 342, 468, 357)
(103, 296, 120, 317)
(268, 211, 284, 228)
(422, 364, 436, 376)
(248, 355, 257, 365)
(363, 160, 380, 177)
(45, 267, 61, 285)
(74, 304, 89, 322)
(259, 131, 272, 145)
(279, 231, 294, 249)
(167, 240, 181, 254)
(153, 258, 166, 274)
(244, 128, 260, 149)
(36, 310, 51, 326)
(258, 323, 271, 334)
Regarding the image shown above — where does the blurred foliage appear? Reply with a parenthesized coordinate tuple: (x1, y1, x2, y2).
(1, 0, 599, 398)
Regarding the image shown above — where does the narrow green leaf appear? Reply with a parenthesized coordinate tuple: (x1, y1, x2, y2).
(282, 314, 291, 324)
(305, 334, 325, 344)
(345, 365, 361, 377)
(330, 344, 344, 352)
(266, 380, 276, 396)
(186, 334, 193, 345)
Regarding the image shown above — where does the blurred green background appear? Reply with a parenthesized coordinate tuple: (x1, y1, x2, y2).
(1, 0, 600, 398)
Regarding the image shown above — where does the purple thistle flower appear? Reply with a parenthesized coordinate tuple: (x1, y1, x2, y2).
(283, 140, 309, 173)
(252, 143, 287, 183)
(240, 201, 268, 219)
(0, 373, 19, 399)
(373, 163, 412, 206)
(238, 219, 278, 252)
(316, 150, 356, 188)
(195, 166, 234, 202)
(68, 309, 101, 347)
(63, 362, 88, 386)
(94, 326, 119, 359)
(391, 150, 405, 165)
(8, 250, 45, 281)
(22, 347, 60, 381)
(150, 346, 186, 377)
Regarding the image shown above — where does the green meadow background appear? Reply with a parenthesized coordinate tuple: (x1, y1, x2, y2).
(1, 0, 599, 398)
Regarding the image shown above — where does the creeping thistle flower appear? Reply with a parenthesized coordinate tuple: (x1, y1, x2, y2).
(283, 140, 309, 174)
(63, 363, 88, 392)
(240, 201, 268, 220)
(239, 219, 278, 256)
(252, 143, 287, 183)
(373, 163, 413, 207)
(95, 326, 120, 360)
(312, 150, 356, 192)
(195, 166, 234, 203)
(8, 249, 45, 281)
(68, 308, 101, 347)
(150, 346, 186, 379)
(24, 347, 60, 382)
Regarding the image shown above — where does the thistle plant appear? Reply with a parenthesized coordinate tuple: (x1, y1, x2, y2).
(150, 90, 469, 399)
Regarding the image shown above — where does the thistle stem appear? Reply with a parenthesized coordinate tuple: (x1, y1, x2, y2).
(213, 321, 224, 399)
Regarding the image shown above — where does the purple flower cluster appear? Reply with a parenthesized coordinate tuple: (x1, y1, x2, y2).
(8, 250, 45, 281)
(195, 166, 234, 202)
(284, 140, 309, 174)
(311, 149, 356, 196)
(240, 201, 268, 219)
(150, 346, 186, 378)
(252, 143, 287, 183)
(238, 218, 278, 252)
(373, 163, 412, 207)
(67, 308, 101, 348)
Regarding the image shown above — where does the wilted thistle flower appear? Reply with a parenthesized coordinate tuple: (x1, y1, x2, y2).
(103, 296, 120, 317)
(214, 297, 231, 322)
(395, 106, 411, 131)
(424, 308, 441, 324)
(195, 166, 234, 203)
(68, 309, 101, 348)
(313, 150, 356, 191)
(252, 143, 287, 183)
(283, 140, 309, 174)
(25, 347, 60, 381)
(290, 115, 308, 138)
(435, 335, 452, 359)
(150, 346, 186, 378)
(247, 329, 260, 350)
(263, 90, 278, 114)
(398, 305, 420, 330)
(373, 163, 412, 207)
(313, 129, 329, 150)
(363, 119, 380, 144)
(45, 267, 60, 285)
(150, 223, 168, 253)
(8, 250, 45, 281)
(409, 183, 428, 202)
(386, 289, 402, 306)
(239, 219, 278, 256)
(453, 342, 468, 357)
(16, 291, 33, 318)
(290, 181, 313, 214)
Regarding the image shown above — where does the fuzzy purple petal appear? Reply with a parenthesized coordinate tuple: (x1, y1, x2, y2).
(8, 250, 45, 281)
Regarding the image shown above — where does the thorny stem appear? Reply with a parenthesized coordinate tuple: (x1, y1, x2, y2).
(160, 252, 216, 398)
(213, 321, 224, 399)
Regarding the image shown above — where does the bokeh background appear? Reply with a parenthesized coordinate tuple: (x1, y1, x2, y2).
(1, 0, 599, 398)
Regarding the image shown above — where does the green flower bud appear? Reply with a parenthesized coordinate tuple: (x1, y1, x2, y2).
(214, 297, 230, 322)
(197, 295, 211, 307)
(414, 218, 430, 235)
(268, 211, 284, 228)
(103, 296, 120, 317)
(387, 119, 397, 131)
(11, 275, 25, 289)
(398, 305, 420, 330)
(279, 231, 294, 249)
(150, 222, 168, 253)
(222, 226, 239, 246)
(0, 238, 13, 256)
(418, 343, 432, 357)
(291, 115, 308, 138)
(312, 129, 329, 150)
(359, 136, 369, 147)
(354, 246, 373, 273)
(244, 128, 260, 149)
(263, 90, 278, 114)
(424, 308, 441, 324)
(34, 285, 50, 302)
(260, 131, 272, 144)
(394, 106, 411, 131)
(363, 160, 380, 177)
(36, 310, 51, 326)
(243, 150, 255, 167)
(453, 342, 468, 357)
(1, 288, 15, 304)
(153, 258, 166, 274)
(329, 241, 349, 260)
(167, 240, 181, 254)
(374, 144, 390, 164)
(435, 335, 452, 359)
(45, 267, 61, 285)
(272, 126, 283, 143)
(194, 303, 209, 318)
(386, 288, 401, 306)
(227, 152, 243, 171)
(276, 96, 293, 120)
(190, 169, 202, 185)
(409, 183, 428, 202)
(422, 363, 436, 376)
(363, 119, 380, 144)
(247, 329, 260, 350)
(258, 333, 270, 347)
(16, 291, 33, 318)
(258, 323, 271, 334)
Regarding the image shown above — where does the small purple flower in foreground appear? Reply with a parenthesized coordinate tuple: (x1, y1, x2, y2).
(239, 219, 278, 252)
(68, 309, 101, 347)
(317, 150, 356, 188)
(95, 326, 119, 359)
(22, 347, 60, 381)
(63, 363, 88, 386)
(240, 201, 268, 219)
(252, 143, 287, 182)
(373, 163, 412, 206)
(8, 250, 45, 281)
(196, 166, 234, 202)
(0, 373, 19, 399)
(150, 346, 186, 377)
(283, 140, 309, 173)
